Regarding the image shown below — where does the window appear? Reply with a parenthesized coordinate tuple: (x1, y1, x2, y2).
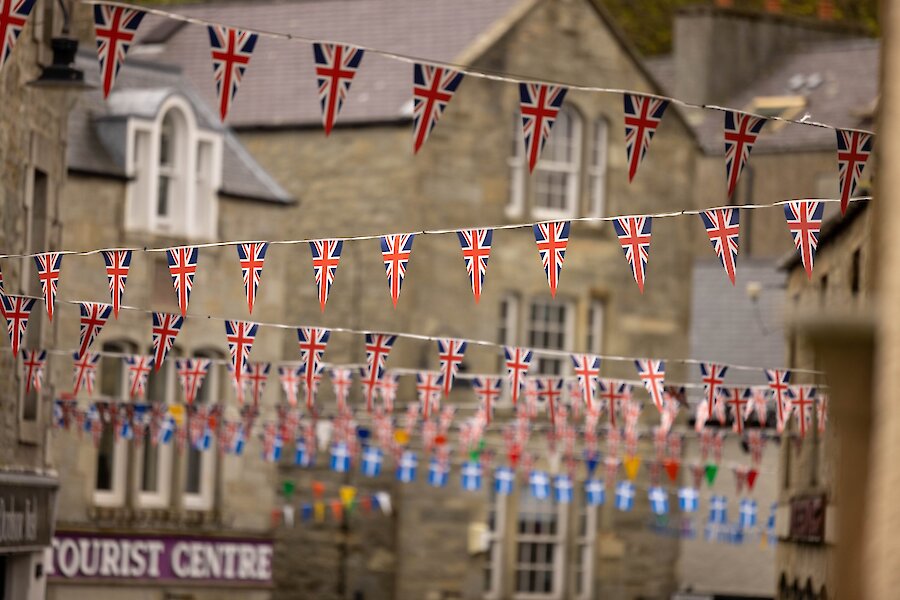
(514, 494, 566, 598)
(572, 499, 597, 599)
(507, 116, 527, 218)
(588, 119, 608, 218)
(498, 294, 521, 371)
(528, 301, 574, 376)
(483, 489, 507, 598)
(183, 349, 220, 511)
(851, 248, 861, 296)
(94, 341, 134, 507)
(136, 346, 178, 508)
(586, 300, 605, 355)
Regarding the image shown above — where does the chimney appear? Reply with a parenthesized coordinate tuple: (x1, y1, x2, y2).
(818, 0, 835, 21)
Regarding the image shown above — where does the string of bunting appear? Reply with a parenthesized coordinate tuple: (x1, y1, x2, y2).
(273, 480, 392, 527)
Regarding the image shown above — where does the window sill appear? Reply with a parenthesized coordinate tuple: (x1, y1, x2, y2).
(88, 506, 220, 527)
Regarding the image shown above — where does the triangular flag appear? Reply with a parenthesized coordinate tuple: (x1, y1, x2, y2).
(0, 0, 38, 73)
(784, 201, 824, 280)
(519, 83, 568, 172)
(700, 208, 740, 285)
(151, 313, 183, 371)
(360, 333, 397, 412)
(125, 355, 153, 399)
(664, 458, 680, 483)
(176, 358, 211, 405)
(236, 242, 267, 314)
(1, 295, 35, 356)
(634, 359, 666, 412)
(623, 455, 642, 481)
(313, 43, 364, 135)
(101, 250, 131, 319)
(93, 5, 145, 98)
(613, 216, 652, 293)
(166, 247, 198, 317)
(309, 239, 342, 312)
(836, 129, 873, 215)
(623, 94, 669, 182)
(503, 346, 533, 407)
(34, 252, 62, 322)
(705, 463, 719, 486)
(77, 302, 113, 359)
(747, 468, 759, 491)
(224, 320, 258, 400)
(297, 327, 330, 409)
(72, 352, 101, 395)
(380, 234, 414, 308)
(412, 63, 463, 153)
(21, 349, 46, 394)
(457, 229, 492, 303)
(724, 110, 766, 198)
(533, 221, 570, 297)
(436, 338, 467, 397)
(207, 25, 258, 121)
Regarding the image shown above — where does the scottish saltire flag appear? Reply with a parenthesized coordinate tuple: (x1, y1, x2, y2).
(157, 415, 176, 446)
(101, 249, 131, 319)
(598, 379, 630, 428)
(77, 302, 113, 359)
(461, 461, 483, 492)
(196, 426, 213, 451)
(279, 364, 302, 407)
(613, 216, 652, 293)
(679, 487, 700, 513)
(361, 333, 397, 412)
(124, 355, 153, 398)
(739, 498, 758, 529)
(0, 0, 36, 73)
(331, 442, 351, 473)
(784, 201, 824, 280)
(294, 438, 311, 467)
(313, 43, 364, 135)
(165, 247, 198, 317)
(236, 242, 267, 314)
(380, 234, 415, 308)
(585, 479, 605, 506)
(615, 480, 636, 512)
(709, 495, 729, 524)
(700, 208, 741, 285)
(72, 352, 100, 395)
(437, 338, 467, 397)
(504, 346, 533, 407)
(309, 239, 343, 312)
(765, 369, 793, 434)
(571, 354, 601, 412)
(207, 25, 257, 121)
(361, 445, 383, 478)
(554, 474, 574, 504)
(533, 221, 570, 297)
(495, 466, 515, 496)
(699, 363, 727, 419)
(457, 229, 492, 303)
(473, 376, 503, 425)
(413, 63, 463, 153)
(231, 425, 246, 456)
(529, 470, 550, 500)
(519, 83, 568, 172)
(724, 111, 766, 198)
(397, 451, 418, 483)
(635, 359, 666, 413)
(836, 129, 873, 215)
(429, 458, 449, 488)
(648, 486, 669, 515)
(175, 358, 210, 405)
(34, 252, 62, 321)
(21, 349, 46, 394)
(1, 295, 35, 355)
(623, 94, 669, 182)
(93, 5, 145, 98)
(151, 313, 183, 371)
(224, 320, 258, 400)
(297, 327, 330, 408)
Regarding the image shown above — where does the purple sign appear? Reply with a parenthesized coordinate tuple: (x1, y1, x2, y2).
(48, 530, 273, 584)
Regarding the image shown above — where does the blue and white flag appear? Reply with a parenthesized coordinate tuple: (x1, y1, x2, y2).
(615, 480, 635, 512)
(461, 461, 482, 492)
(648, 486, 669, 515)
(585, 479, 605, 506)
(554, 474, 573, 504)
(495, 466, 515, 496)
(397, 450, 418, 483)
(331, 441, 351, 473)
(230, 426, 245, 456)
(264, 434, 283, 462)
(361, 446, 384, 478)
(530, 470, 550, 500)
(294, 438, 311, 467)
(739, 498, 758, 529)
(678, 487, 700, 513)
(158, 416, 176, 445)
(195, 427, 212, 451)
(119, 416, 133, 441)
(429, 458, 449, 488)
(709, 495, 728, 525)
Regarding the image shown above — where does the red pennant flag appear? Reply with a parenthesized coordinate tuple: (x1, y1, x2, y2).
(747, 468, 759, 491)
(664, 458, 680, 483)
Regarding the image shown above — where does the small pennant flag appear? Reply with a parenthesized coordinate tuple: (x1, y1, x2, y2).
(519, 83, 568, 172)
(615, 480, 635, 512)
(766, 369, 793, 434)
(836, 129, 873, 215)
(739, 498, 758, 529)
(21, 349, 46, 395)
(570, 354, 601, 413)
(176, 358, 211, 405)
(207, 25, 258, 121)
(245, 362, 270, 408)
(623, 455, 642, 481)
(224, 320, 258, 400)
(279, 364, 302, 407)
(310, 239, 343, 313)
(313, 43, 364, 135)
(297, 327, 330, 409)
(77, 302, 113, 359)
(457, 229, 492, 303)
(623, 94, 669, 182)
(678, 487, 700, 513)
(416, 371, 443, 420)
(533, 221, 570, 297)
(791, 385, 817, 439)
(93, 5, 145, 98)
(331, 367, 353, 413)
(151, 313, 183, 371)
(101, 250, 132, 319)
(613, 216, 652, 293)
(700, 208, 740, 285)
(1, 295, 35, 355)
(504, 346, 533, 407)
(72, 352, 101, 395)
(724, 111, 766, 198)
(635, 359, 666, 413)
(413, 63, 463, 153)
(648, 486, 669, 515)
(166, 247, 198, 317)
(361, 333, 397, 412)
(125, 355, 153, 399)
(380, 234, 414, 308)
(436, 338, 467, 397)
(699, 363, 728, 420)
(34, 252, 62, 322)
(236, 242, 268, 315)
(0, 0, 37, 73)
(472, 376, 502, 426)
(784, 201, 824, 280)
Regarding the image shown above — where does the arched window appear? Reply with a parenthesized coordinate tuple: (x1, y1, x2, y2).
(589, 118, 608, 217)
(533, 106, 581, 219)
(155, 109, 186, 229)
(136, 345, 179, 508)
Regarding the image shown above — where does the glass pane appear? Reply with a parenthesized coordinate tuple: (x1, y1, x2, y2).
(185, 448, 202, 495)
(95, 426, 115, 491)
(157, 175, 170, 217)
(142, 436, 158, 492)
(160, 115, 174, 166)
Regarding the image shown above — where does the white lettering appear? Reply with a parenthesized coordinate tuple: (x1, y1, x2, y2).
(146, 541, 164, 578)
(238, 545, 257, 580)
(129, 541, 147, 578)
(256, 545, 272, 580)
(205, 543, 222, 579)
(99, 540, 120, 576)
(79, 539, 100, 576)
(222, 543, 237, 579)
(171, 542, 190, 578)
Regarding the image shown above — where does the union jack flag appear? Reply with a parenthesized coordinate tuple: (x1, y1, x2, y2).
(1, 295, 35, 356)
(125, 355, 153, 399)
(101, 250, 131, 319)
(34, 252, 62, 322)
(20, 349, 45, 395)
(635, 359, 666, 413)
(791, 385, 816, 438)
(721, 387, 749, 434)
(412, 63, 463, 153)
(598, 379, 631, 428)
(151, 312, 183, 371)
(416, 371, 443, 420)
(166, 247, 198, 317)
(699, 363, 728, 420)
(77, 302, 113, 359)
(309, 239, 342, 313)
(503, 346, 533, 407)
(765, 369, 793, 434)
(472, 376, 502, 426)
(836, 129, 873, 215)
(623, 94, 669, 182)
(457, 228, 492, 303)
(176, 358, 210, 405)
(93, 5, 145, 98)
(817, 394, 828, 434)
(784, 201, 824, 280)
(297, 327, 330, 408)
(436, 338, 467, 397)
(380, 234, 415, 308)
(0, 0, 36, 73)
(236, 242, 267, 315)
(313, 42, 364, 135)
(536, 377, 564, 425)
(570, 354, 601, 412)
(613, 216, 652, 293)
(72, 352, 100, 396)
(361, 333, 397, 412)
(207, 25, 257, 121)
(245, 361, 270, 408)
(278, 364, 302, 407)
(533, 221, 570, 297)
(518, 83, 568, 172)
(745, 387, 768, 427)
(224, 320, 258, 401)
(331, 367, 353, 414)
(724, 111, 766, 198)
(377, 370, 400, 413)
(700, 208, 741, 285)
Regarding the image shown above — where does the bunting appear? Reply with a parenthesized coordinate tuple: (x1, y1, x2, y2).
(331, 367, 353, 414)
(21, 349, 46, 395)
(361, 333, 397, 412)
(310, 239, 342, 312)
(416, 371, 443, 420)
(125, 355, 153, 399)
(72, 352, 101, 395)
(101, 250, 132, 319)
(224, 319, 258, 399)
(313, 43, 364, 135)
(722, 387, 748, 434)
(0, 0, 36, 73)
(699, 363, 727, 422)
(34, 252, 62, 322)
(724, 111, 766, 198)
(792, 385, 816, 438)
(380, 234, 415, 308)
(503, 346, 532, 407)
(1, 295, 35, 356)
(700, 208, 740, 285)
(635, 359, 666, 413)
(207, 25, 258, 121)
(176, 358, 211, 405)
(93, 5, 145, 98)
(436, 338, 467, 397)
(623, 94, 669, 182)
(166, 247, 198, 317)
(765, 369, 792, 434)
(457, 228, 492, 303)
(836, 129, 873, 215)
(279, 364, 302, 407)
(613, 216, 652, 293)
(236, 242, 268, 315)
(598, 379, 630, 428)
(570, 354, 601, 412)
(784, 201, 824, 280)
(377, 370, 400, 413)
(245, 362, 270, 407)
(151, 312, 184, 371)
(533, 221, 570, 297)
(519, 83, 568, 172)
(472, 376, 502, 426)
(297, 327, 330, 409)
(412, 64, 463, 153)
(77, 302, 113, 359)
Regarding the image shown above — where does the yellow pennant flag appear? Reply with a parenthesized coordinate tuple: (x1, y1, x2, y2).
(623, 455, 642, 481)
(314, 501, 325, 523)
(167, 404, 185, 426)
(340, 486, 357, 507)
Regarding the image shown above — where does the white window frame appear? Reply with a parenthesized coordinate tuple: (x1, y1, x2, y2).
(588, 118, 608, 220)
(507, 115, 527, 219)
(134, 347, 176, 509)
(531, 107, 581, 221)
(513, 494, 568, 599)
(527, 299, 575, 376)
(182, 349, 219, 511)
(484, 491, 508, 599)
(498, 294, 521, 404)
(586, 300, 605, 355)
(92, 341, 133, 508)
(572, 500, 597, 600)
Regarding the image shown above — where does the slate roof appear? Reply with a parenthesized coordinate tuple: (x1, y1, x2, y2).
(67, 52, 293, 203)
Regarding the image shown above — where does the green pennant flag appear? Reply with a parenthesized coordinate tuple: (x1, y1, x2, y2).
(705, 463, 718, 486)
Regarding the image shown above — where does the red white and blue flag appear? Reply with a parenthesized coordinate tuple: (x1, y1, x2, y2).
(0, 0, 36, 73)
(244, 361, 270, 408)
(699, 363, 728, 422)
(166, 247, 198, 317)
(457, 228, 492, 303)
(34, 252, 62, 322)
(519, 83, 568, 172)
(125, 355, 153, 399)
(598, 379, 631, 428)
(380, 234, 415, 308)
(151, 312, 183, 371)
(331, 367, 353, 414)
(297, 327, 330, 409)
(21, 349, 45, 395)
(101, 250, 131, 319)
(361, 333, 397, 412)
(207, 25, 257, 121)
(571, 354, 601, 413)
(278, 363, 302, 407)
(93, 5, 145, 98)
(378, 371, 400, 414)
(533, 221, 570, 297)
(765, 369, 793, 434)
(77, 302, 113, 359)
(700, 208, 740, 285)
(1, 295, 35, 356)
(412, 63, 463, 153)
(313, 43, 364, 135)
(176, 358, 210, 406)
(503, 346, 533, 407)
(791, 385, 816, 438)
(416, 371, 443, 420)
(784, 200, 824, 280)
(836, 129, 873, 215)
(437, 338, 467, 397)
(310, 239, 343, 313)
(623, 94, 669, 182)
(236, 242, 267, 315)
(613, 216, 652, 293)
(724, 111, 766, 198)
(635, 359, 666, 413)
(473, 376, 502, 426)
(225, 320, 258, 401)
(722, 387, 748, 434)
(72, 352, 101, 396)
